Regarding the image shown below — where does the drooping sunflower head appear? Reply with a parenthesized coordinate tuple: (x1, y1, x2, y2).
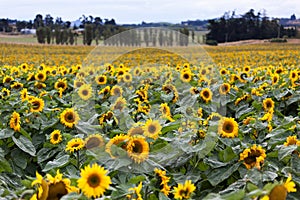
(10, 82, 23, 90)
(110, 85, 123, 97)
(219, 83, 231, 95)
(60, 108, 80, 128)
(239, 144, 266, 170)
(50, 130, 62, 145)
(77, 163, 111, 199)
(85, 134, 104, 149)
(143, 119, 162, 140)
(10, 111, 21, 132)
(200, 88, 212, 103)
(29, 97, 45, 113)
(173, 180, 196, 200)
(162, 84, 179, 103)
(78, 84, 93, 101)
(218, 117, 239, 138)
(3, 75, 14, 84)
(95, 75, 107, 85)
(1, 88, 10, 98)
(126, 136, 149, 164)
(65, 138, 84, 153)
(98, 86, 111, 97)
(263, 98, 275, 112)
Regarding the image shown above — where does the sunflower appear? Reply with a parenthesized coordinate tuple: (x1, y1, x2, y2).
(127, 136, 149, 164)
(263, 98, 275, 112)
(112, 97, 127, 111)
(29, 97, 44, 113)
(65, 138, 84, 153)
(77, 163, 111, 199)
(1, 88, 10, 98)
(85, 134, 104, 149)
(99, 111, 118, 126)
(128, 125, 145, 137)
(20, 88, 28, 102)
(154, 168, 171, 196)
(123, 72, 132, 83)
(60, 108, 80, 128)
(31, 170, 77, 200)
(105, 134, 130, 158)
(271, 73, 279, 85)
(160, 103, 175, 122)
(243, 65, 251, 73)
(110, 85, 123, 97)
(173, 180, 196, 200)
(20, 63, 29, 72)
(35, 71, 47, 82)
(10, 111, 21, 132)
(74, 79, 84, 88)
(95, 75, 107, 85)
(230, 74, 239, 83)
(266, 174, 297, 200)
(10, 82, 23, 90)
(219, 68, 228, 75)
(200, 88, 212, 103)
(162, 84, 179, 103)
(218, 117, 239, 138)
(54, 78, 68, 91)
(50, 130, 62, 145)
(143, 119, 162, 140)
(127, 182, 143, 200)
(289, 69, 298, 81)
(180, 70, 192, 82)
(3, 75, 14, 84)
(284, 135, 300, 146)
(133, 67, 142, 76)
(190, 87, 199, 95)
(78, 84, 93, 100)
(219, 83, 231, 95)
(239, 144, 266, 169)
(98, 86, 111, 97)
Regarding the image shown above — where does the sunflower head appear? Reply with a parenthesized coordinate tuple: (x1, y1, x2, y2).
(85, 134, 104, 149)
(284, 135, 300, 146)
(35, 71, 47, 82)
(10, 111, 21, 132)
(143, 119, 162, 140)
(65, 138, 84, 153)
(180, 70, 192, 82)
(95, 75, 107, 85)
(218, 117, 239, 138)
(126, 136, 149, 164)
(29, 97, 45, 113)
(50, 130, 62, 145)
(55, 78, 68, 91)
(173, 180, 196, 200)
(78, 84, 93, 100)
(239, 144, 266, 170)
(112, 97, 127, 111)
(105, 134, 130, 158)
(110, 85, 123, 97)
(219, 83, 231, 95)
(263, 98, 275, 112)
(200, 88, 212, 103)
(60, 108, 80, 128)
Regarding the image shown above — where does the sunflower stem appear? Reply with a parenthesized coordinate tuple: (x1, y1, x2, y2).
(76, 150, 80, 170)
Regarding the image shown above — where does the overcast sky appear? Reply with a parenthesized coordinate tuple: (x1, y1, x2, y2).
(1, 0, 299, 24)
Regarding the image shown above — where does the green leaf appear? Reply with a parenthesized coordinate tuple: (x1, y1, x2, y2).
(219, 146, 237, 162)
(128, 175, 146, 184)
(223, 189, 245, 200)
(43, 154, 70, 172)
(12, 135, 36, 156)
(0, 128, 14, 139)
(159, 193, 171, 200)
(207, 162, 241, 186)
(262, 170, 278, 182)
(0, 158, 12, 173)
(278, 145, 297, 161)
(37, 148, 59, 163)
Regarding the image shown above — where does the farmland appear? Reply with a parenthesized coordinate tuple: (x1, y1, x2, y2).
(0, 42, 299, 200)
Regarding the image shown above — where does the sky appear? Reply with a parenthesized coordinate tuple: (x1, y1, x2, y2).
(1, 0, 299, 24)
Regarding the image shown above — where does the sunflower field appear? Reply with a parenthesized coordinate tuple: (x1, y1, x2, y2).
(0, 41, 300, 200)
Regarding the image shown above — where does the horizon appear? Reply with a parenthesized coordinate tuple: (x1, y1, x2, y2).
(1, 0, 300, 24)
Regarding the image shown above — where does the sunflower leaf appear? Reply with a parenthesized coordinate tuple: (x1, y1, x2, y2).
(0, 128, 14, 139)
(278, 145, 298, 161)
(42, 154, 70, 172)
(12, 135, 36, 156)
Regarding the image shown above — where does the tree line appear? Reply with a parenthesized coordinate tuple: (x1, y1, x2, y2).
(31, 14, 191, 46)
(207, 9, 297, 43)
